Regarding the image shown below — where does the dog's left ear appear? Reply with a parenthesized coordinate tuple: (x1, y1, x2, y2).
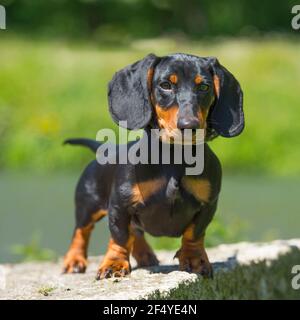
(206, 57, 244, 137)
(108, 53, 160, 130)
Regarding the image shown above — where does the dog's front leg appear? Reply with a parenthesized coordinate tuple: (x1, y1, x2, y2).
(96, 202, 134, 280)
(174, 202, 218, 278)
(174, 227, 212, 278)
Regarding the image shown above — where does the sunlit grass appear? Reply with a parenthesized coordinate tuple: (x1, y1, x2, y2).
(147, 248, 300, 300)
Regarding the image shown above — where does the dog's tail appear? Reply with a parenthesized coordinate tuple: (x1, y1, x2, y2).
(63, 138, 102, 153)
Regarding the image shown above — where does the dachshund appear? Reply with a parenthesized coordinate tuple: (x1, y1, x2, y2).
(63, 53, 244, 279)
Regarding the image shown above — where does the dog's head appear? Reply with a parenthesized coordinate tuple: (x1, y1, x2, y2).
(108, 53, 244, 141)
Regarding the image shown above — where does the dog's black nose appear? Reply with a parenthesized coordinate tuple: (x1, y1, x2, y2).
(177, 117, 200, 130)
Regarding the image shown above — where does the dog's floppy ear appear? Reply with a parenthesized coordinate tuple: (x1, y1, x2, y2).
(108, 53, 160, 130)
(206, 57, 244, 137)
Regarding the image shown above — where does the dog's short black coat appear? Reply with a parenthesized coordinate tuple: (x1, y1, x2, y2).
(63, 53, 244, 279)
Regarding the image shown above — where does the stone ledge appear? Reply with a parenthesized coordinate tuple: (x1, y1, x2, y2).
(0, 239, 299, 300)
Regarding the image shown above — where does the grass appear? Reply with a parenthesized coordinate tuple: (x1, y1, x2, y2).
(0, 35, 300, 176)
(38, 286, 56, 297)
(147, 248, 300, 300)
(10, 233, 57, 262)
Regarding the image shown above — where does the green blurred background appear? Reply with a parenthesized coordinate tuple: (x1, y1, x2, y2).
(0, 0, 299, 263)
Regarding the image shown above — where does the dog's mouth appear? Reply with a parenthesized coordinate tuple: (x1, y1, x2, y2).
(154, 128, 205, 145)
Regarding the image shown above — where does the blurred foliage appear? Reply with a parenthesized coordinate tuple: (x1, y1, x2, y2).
(10, 233, 57, 262)
(0, 37, 299, 176)
(1, 0, 298, 40)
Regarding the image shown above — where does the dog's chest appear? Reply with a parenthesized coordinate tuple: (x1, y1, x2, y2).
(132, 168, 210, 236)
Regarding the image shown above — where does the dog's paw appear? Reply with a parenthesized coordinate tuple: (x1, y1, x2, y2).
(96, 259, 131, 280)
(174, 248, 213, 278)
(132, 234, 159, 267)
(63, 250, 88, 274)
(133, 251, 159, 267)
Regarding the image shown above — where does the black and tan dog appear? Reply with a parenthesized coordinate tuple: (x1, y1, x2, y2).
(63, 53, 244, 279)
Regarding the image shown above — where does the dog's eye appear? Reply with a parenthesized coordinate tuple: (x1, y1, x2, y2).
(197, 84, 210, 92)
(160, 82, 172, 90)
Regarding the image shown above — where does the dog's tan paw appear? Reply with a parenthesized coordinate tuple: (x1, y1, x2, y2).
(96, 259, 131, 280)
(63, 250, 88, 274)
(175, 248, 213, 278)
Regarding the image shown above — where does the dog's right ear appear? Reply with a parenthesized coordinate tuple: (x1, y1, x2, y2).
(108, 53, 160, 130)
(205, 57, 244, 138)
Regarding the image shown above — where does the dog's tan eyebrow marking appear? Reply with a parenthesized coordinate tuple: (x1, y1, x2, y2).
(195, 74, 203, 85)
(169, 74, 178, 84)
